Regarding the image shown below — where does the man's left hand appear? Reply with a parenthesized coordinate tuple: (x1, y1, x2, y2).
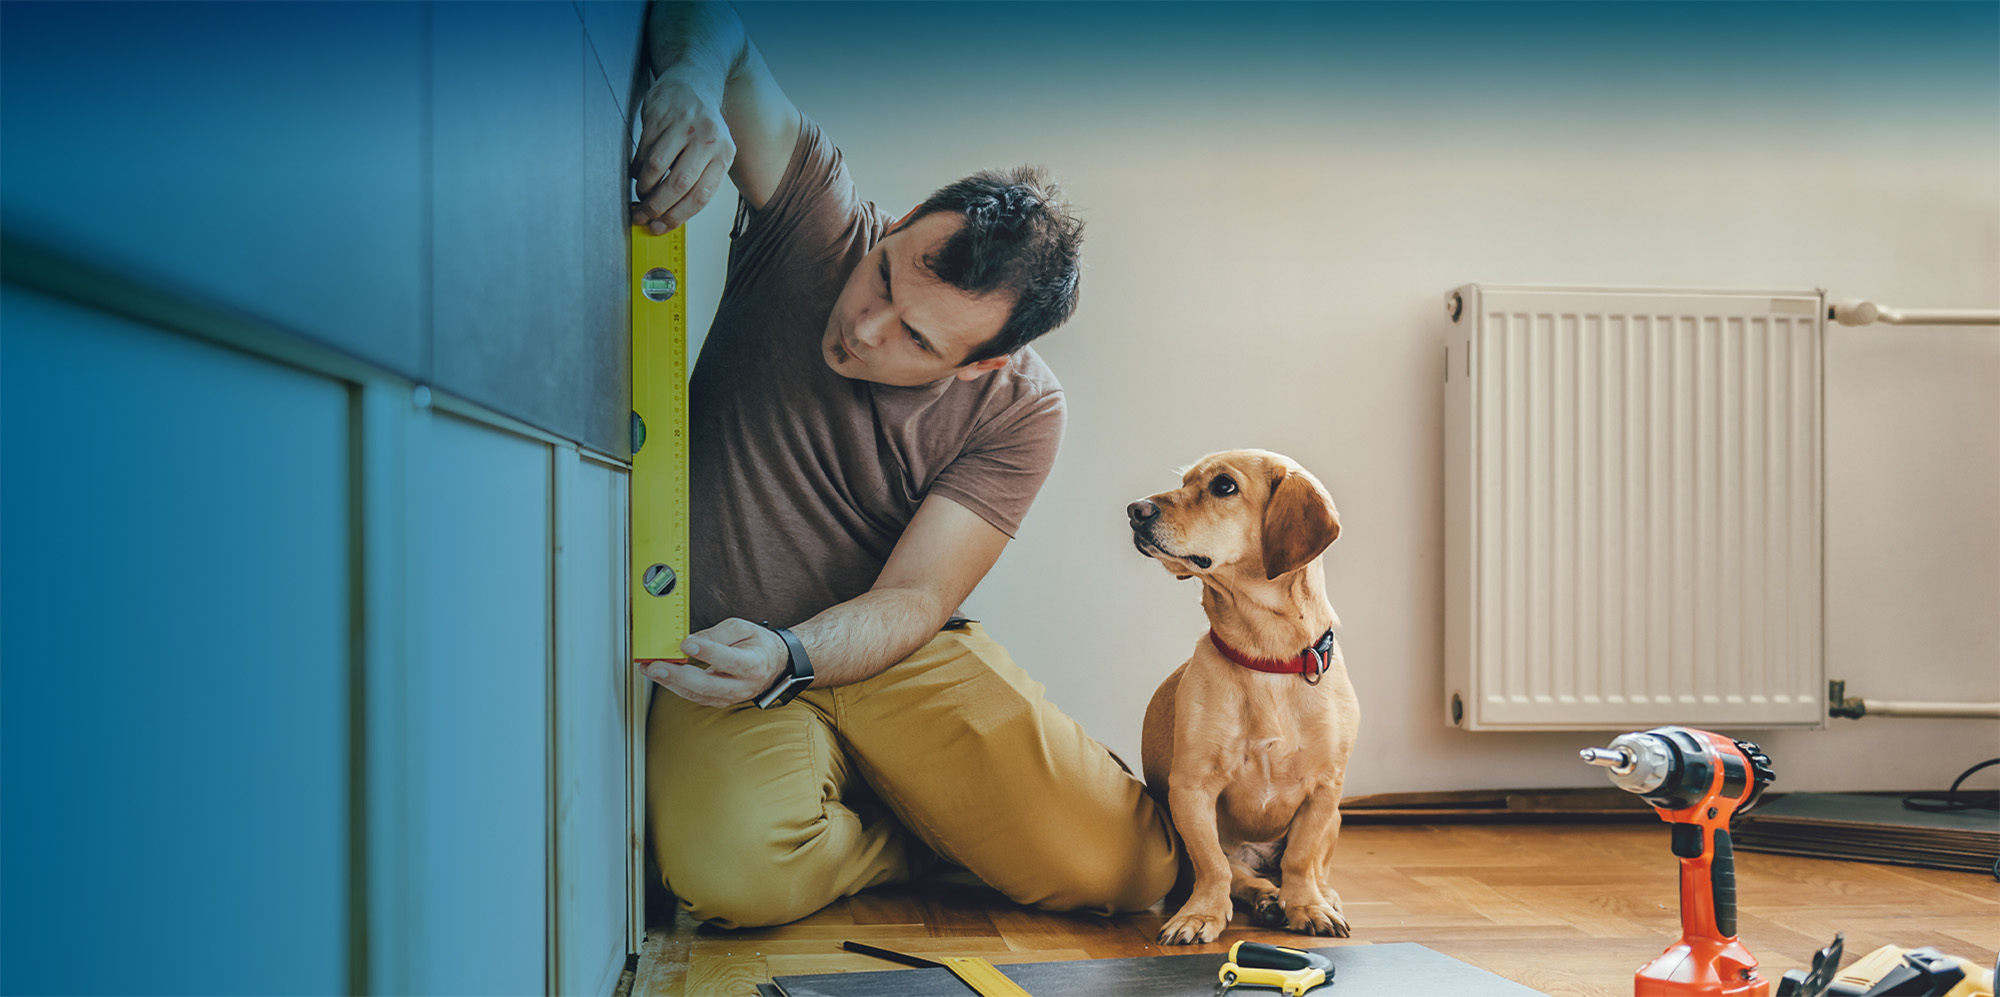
(640, 617, 787, 708)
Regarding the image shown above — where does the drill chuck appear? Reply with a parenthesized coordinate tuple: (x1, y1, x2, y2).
(1581, 746, 1635, 773)
(1581, 731, 1674, 795)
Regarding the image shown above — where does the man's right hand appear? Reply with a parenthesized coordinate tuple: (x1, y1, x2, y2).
(630, 76, 735, 235)
(634, 1, 799, 231)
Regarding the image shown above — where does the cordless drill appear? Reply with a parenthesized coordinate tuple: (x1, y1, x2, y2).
(1582, 727, 1777, 997)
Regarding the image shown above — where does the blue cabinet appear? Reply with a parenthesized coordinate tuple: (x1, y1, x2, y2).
(1, 289, 352, 995)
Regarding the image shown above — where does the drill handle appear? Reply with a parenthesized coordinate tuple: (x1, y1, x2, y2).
(1712, 828, 1738, 938)
(1672, 822, 1739, 939)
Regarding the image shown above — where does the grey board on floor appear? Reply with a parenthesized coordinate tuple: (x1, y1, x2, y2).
(769, 942, 1544, 997)
(1733, 791, 1999, 874)
(1740, 792, 1999, 836)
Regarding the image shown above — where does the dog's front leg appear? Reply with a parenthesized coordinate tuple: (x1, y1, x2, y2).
(1276, 787, 1350, 937)
(1159, 776, 1233, 945)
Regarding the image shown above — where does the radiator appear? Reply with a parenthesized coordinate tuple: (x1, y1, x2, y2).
(1443, 285, 1826, 731)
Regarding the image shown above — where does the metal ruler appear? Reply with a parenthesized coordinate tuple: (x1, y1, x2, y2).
(841, 942, 1034, 997)
(630, 225, 690, 662)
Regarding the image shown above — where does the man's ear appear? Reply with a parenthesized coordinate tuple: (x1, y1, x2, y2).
(953, 355, 1009, 382)
(1260, 470, 1340, 580)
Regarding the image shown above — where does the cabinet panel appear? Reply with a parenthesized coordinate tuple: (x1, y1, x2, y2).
(0, 288, 350, 994)
(0, 3, 426, 375)
(554, 454, 633, 996)
(432, 2, 610, 452)
(581, 0, 648, 120)
(406, 413, 551, 995)
(582, 40, 636, 457)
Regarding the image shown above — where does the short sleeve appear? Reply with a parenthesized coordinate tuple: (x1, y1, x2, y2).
(926, 388, 1067, 538)
(723, 117, 881, 300)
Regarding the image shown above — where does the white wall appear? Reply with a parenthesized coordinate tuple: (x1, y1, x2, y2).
(687, 3, 2000, 795)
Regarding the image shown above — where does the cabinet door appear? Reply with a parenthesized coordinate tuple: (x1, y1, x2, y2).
(0, 3, 425, 376)
(555, 453, 635, 996)
(404, 413, 551, 995)
(0, 288, 350, 994)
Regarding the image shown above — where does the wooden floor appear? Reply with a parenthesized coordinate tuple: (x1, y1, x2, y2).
(632, 822, 2000, 996)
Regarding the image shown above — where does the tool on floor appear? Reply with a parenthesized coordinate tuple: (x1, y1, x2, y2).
(1776, 933, 1845, 997)
(1215, 940, 1334, 996)
(1773, 935, 1996, 997)
(1582, 726, 1777, 996)
(840, 940, 1033, 997)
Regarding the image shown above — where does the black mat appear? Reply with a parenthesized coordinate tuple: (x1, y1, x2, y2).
(760, 942, 1544, 997)
(1733, 792, 2000, 875)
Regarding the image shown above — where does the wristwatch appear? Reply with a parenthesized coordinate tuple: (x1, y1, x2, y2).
(753, 622, 815, 709)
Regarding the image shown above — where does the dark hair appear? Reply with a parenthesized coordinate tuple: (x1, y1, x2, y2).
(905, 166, 1084, 365)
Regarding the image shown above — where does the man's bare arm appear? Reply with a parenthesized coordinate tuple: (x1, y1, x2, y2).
(791, 496, 1011, 685)
(632, 0, 801, 232)
(645, 496, 1010, 706)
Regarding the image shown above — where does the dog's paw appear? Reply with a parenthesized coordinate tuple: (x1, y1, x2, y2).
(1158, 905, 1229, 945)
(1251, 894, 1286, 928)
(1285, 902, 1351, 937)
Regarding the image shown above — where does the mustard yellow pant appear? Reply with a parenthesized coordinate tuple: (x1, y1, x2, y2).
(646, 623, 1180, 929)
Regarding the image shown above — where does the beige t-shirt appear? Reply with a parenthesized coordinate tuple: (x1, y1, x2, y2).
(687, 118, 1066, 633)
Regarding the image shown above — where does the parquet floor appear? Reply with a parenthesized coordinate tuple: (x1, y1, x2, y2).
(633, 822, 2000, 996)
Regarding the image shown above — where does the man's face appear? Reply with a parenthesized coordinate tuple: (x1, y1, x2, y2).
(822, 211, 1015, 387)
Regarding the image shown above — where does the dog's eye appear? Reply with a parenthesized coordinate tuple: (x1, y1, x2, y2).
(1209, 475, 1238, 497)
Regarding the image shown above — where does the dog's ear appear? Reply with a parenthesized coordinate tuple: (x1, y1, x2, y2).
(1261, 469, 1340, 580)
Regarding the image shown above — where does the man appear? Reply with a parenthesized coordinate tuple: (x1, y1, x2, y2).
(630, 0, 1179, 929)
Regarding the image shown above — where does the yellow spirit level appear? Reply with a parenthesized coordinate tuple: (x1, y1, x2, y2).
(630, 225, 690, 663)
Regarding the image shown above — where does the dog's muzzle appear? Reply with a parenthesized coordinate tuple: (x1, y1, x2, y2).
(1126, 500, 1211, 568)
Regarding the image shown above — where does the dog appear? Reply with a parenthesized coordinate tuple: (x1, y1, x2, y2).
(1130, 449, 1358, 945)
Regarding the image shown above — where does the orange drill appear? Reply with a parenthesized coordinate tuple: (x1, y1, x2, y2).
(1582, 727, 1777, 997)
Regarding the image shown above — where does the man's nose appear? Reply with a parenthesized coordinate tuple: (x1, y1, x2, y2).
(1127, 499, 1158, 526)
(855, 309, 893, 347)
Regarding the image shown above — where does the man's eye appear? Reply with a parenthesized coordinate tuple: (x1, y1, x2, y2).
(1210, 475, 1238, 497)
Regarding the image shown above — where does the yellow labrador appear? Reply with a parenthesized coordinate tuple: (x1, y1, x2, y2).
(1130, 450, 1358, 945)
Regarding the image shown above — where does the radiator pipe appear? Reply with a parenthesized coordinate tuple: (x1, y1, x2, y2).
(1829, 299, 2000, 327)
(1828, 680, 2000, 720)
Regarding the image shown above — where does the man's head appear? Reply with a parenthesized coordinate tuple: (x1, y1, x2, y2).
(823, 166, 1083, 387)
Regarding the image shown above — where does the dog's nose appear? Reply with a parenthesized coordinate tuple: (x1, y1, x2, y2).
(1127, 499, 1158, 525)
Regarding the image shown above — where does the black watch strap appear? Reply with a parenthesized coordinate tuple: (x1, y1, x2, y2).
(754, 623, 815, 709)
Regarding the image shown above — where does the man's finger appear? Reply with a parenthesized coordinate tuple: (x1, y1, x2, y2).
(635, 147, 714, 225)
(631, 148, 694, 227)
(656, 158, 730, 233)
(679, 634, 762, 674)
(647, 660, 747, 705)
(694, 617, 768, 647)
(632, 118, 692, 197)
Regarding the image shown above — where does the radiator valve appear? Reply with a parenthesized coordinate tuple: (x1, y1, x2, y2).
(1828, 680, 1866, 719)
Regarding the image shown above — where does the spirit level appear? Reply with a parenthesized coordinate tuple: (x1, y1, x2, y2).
(630, 225, 690, 663)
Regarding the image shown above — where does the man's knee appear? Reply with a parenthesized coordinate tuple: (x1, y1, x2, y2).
(990, 819, 1180, 915)
(656, 828, 827, 929)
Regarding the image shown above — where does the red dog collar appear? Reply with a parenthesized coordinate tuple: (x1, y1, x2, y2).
(1207, 628, 1338, 684)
